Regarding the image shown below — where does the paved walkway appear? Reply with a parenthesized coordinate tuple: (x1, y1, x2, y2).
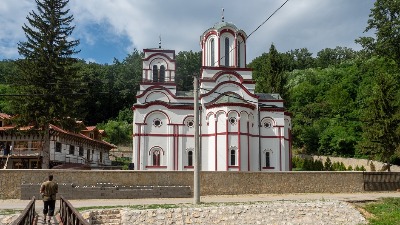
(1, 192, 399, 210)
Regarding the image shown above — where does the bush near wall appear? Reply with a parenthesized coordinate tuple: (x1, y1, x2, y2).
(292, 156, 366, 171)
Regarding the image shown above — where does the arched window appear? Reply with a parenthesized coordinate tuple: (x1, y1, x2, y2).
(225, 37, 230, 66)
(230, 149, 236, 166)
(188, 151, 193, 166)
(159, 65, 165, 82)
(152, 65, 158, 82)
(152, 150, 160, 166)
(265, 152, 270, 167)
(210, 38, 215, 66)
(237, 40, 241, 67)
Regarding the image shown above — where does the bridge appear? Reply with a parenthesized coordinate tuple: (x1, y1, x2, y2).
(12, 196, 88, 225)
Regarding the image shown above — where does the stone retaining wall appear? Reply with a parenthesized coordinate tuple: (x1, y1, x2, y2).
(20, 183, 191, 200)
(0, 170, 364, 199)
(81, 201, 367, 225)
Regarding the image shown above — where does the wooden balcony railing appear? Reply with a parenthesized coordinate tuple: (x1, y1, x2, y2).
(12, 196, 36, 225)
(59, 196, 90, 225)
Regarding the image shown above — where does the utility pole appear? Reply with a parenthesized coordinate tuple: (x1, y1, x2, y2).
(193, 74, 200, 204)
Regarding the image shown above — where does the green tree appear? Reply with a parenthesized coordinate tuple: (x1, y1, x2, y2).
(356, 0, 400, 65)
(0, 84, 12, 113)
(0, 60, 18, 113)
(357, 57, 400, 171)
(74, 61, 110, 124)
(175, 51, 201, 91)
(250, 44, 288, 98)
(11, 0, 80, 168)
(315, 47, 356, 68)
(99, 120, 132, 145)
(289, 48, 315, 70)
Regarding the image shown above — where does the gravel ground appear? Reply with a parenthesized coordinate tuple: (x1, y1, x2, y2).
(1, 192, 400, 224)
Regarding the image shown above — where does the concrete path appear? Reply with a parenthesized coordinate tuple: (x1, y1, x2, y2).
(1, 192, 399, 210)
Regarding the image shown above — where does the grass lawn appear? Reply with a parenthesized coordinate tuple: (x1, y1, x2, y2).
(362, 198, 400, 225)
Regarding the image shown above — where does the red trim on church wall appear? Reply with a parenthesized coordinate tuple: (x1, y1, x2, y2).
(238, 119, 241, 171)
(203, 31, 218, 42)
(279, 127, 282, 171)
(220, 29, 235, 36)
(200, 70, 254, 84)
(145, 166, 167, 169)
(137, 124, 141, 171)
(226, 119, 229, 171)
(215, 120, 218, 171)
(200, 81, 259, 99)
(135, 86, 191, 100)
(247, 121, 250, 171)
(133, 102, 194, 110)
(205, 103, 256, 110)
(143, 52, 176, 61)
(201, 66, 252, 72)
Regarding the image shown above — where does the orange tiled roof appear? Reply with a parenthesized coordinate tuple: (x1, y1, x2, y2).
(84, 126, 97, 131)
(49, 124, 115, 148)
(0, 113, 12, 120)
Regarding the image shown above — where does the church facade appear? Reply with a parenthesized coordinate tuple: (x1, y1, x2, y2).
(132, 20, 292, 171)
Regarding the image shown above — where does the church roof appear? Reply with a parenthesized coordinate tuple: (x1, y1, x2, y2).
(214, 93, 247, 104)
(213, 21, 238, 30)
(256, 93, 282, 100)
(176, 91, 194, 97)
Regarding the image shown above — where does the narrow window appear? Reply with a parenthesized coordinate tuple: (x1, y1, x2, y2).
(265, 152, 270, 167)
(152, 65, 158, 82)
(210, 38, 215, 66)
(230, 149, 236, 166)
(225, 37, 229, 66)
(100, 151, 103, 162)
(237, 40, 241, 67)
(159, 65, 165, 82)
(79, 147, 84, 156)
(152, 150, 160, 166)
(69, 145, 75, 155)
(0, 121, 3, 127)
(87, 149, 90, 160)
(55, 142, 62, 152)
(188, 151, 193, 166)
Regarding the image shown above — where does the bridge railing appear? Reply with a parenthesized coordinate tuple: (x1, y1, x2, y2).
(12, 196, 36, 225)
(59, 195, 90, 225)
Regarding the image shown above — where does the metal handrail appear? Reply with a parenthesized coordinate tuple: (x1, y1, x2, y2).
(59, 195, 90, 225)
(12, 196, 36, 225)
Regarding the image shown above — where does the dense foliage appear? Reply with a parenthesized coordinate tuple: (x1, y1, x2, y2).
(1, 0, 400, 164)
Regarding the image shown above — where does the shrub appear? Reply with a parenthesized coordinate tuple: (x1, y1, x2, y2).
(324, 157, 333, 171)
(347, 165, 353, 171)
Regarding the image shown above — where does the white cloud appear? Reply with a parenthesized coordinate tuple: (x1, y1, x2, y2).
(0, 0, 375, 62)
(0, 0, 35, 59)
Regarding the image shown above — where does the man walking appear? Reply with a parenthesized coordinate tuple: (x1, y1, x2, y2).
(40, 174, 58, 223)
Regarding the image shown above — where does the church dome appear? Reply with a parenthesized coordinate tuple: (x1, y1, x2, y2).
(213, 21, 238, 30)
(200, 20, 247, 68)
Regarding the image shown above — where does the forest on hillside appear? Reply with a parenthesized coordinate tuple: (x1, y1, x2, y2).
(1, 0, 400, 165)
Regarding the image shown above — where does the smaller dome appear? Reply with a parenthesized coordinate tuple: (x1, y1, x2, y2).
(213, 21, 238, 30)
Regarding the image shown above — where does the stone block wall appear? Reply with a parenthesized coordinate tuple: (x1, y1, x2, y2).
(20, 183, 191, 200)
(0, 170, 365, 199)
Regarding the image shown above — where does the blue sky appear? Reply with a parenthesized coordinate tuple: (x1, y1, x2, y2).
(0, 0, 375, 64)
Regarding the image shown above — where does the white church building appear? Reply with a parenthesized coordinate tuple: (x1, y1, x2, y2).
(132, 19, 292, 171)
